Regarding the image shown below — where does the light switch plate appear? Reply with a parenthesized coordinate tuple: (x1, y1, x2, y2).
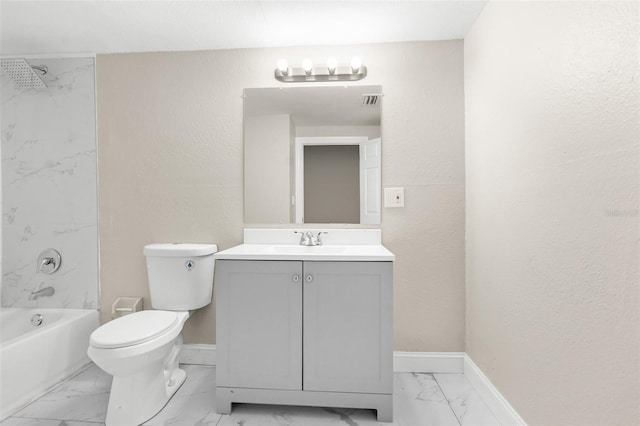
(384, 187, 405, 208)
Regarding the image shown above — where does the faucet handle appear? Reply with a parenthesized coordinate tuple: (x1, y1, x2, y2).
(37, 249, 61, 274)
(294, 231, 311, 246)
(315, 231, 328, 245)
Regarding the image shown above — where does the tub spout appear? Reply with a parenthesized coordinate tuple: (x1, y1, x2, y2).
(29, 286, 55, 300)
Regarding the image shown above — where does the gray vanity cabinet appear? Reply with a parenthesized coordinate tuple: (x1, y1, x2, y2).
(215, 260, 303, 391)
(215, 259, 393, 422)
(302, 261, 393, 394)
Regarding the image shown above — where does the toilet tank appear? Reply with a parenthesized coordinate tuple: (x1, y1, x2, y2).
(143, 243, 218, 311)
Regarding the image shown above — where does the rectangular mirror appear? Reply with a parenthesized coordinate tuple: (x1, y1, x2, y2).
(244, 85, 382, 224)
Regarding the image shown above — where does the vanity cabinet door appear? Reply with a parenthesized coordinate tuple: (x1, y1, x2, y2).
(303, 261, 393, 394)
(216, 260, 303, 390)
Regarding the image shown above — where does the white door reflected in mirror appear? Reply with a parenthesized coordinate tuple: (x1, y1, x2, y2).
(295, 137, 381, 224)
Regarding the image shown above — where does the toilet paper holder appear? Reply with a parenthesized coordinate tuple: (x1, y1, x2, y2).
(112, 297, 143, 319)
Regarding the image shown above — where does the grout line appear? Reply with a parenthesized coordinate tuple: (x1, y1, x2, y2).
(432, 373, 462, 426)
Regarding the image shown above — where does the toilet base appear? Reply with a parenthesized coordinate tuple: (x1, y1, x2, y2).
(105, 364, 186, 426)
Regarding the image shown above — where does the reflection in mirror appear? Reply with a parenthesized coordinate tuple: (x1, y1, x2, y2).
(244, 85, 382, 224)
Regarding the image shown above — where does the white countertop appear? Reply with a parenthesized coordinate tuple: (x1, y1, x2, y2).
(215, 244, 395, 262)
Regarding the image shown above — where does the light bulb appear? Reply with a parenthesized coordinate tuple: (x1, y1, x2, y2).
(350, 56, 362, 73)
(327, 57, 337, 75)
(277, 59, 288, 75)
(302, 58, 313, 75)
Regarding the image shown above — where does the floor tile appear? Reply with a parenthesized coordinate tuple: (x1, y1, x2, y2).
(1, 419, 102, 426)
(11, 365, 111, 423)
(393, 373, 461, 426)
(433, 374, 499, 426)
(215, 373, 463, 426)
(216, 403, 387, 426)
(143, 365, 221, 426)
(4, 364, 501, 426)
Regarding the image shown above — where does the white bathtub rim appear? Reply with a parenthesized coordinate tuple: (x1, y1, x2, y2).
(1, 308, 93, 349)
(0, 308, 100, 420)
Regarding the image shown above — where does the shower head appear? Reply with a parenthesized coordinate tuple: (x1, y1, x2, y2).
(0, 58, 47, 88)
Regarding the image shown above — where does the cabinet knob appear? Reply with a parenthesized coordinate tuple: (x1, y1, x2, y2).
(292, 274, 300, 282)
(306, 275, 313, 282)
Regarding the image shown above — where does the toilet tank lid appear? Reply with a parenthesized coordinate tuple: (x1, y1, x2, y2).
(143, 243, 218, 257)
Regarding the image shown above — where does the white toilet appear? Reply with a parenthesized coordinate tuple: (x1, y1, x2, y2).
(87, 243, 217, 426)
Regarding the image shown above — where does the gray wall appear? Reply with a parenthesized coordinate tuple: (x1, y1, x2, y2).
(465, 2, 639, 424)
(1, 57, 98, 309)
(97, 40, 465, 349)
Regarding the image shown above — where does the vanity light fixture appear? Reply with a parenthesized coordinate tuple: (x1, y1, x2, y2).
(302, 58, 313, 75)
(327, 57, 337, 75)
(274, 56, 367, 82)
(350, 57, 362, 74)
(277, 59, 289, 76)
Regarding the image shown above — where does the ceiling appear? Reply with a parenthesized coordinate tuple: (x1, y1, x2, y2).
(0, 1, 487, 56)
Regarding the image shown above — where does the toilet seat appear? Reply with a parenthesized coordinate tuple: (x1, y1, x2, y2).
(90, 310, 179, 349)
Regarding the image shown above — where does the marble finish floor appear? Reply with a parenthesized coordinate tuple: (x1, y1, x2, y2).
(1, 364, 500, 426)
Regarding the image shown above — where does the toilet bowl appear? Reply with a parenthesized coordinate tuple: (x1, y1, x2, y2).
(88, 310, 189, 425)
(87, 243, 217, 426)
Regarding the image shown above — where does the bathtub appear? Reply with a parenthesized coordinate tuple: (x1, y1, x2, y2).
(0, 308, 99, 420)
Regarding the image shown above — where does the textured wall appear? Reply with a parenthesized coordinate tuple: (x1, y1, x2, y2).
(1, 57, 98, 308)
(0, 110, 2, 292)
(97, 40, 465, 349)
(244, 114, 291, 224)
(465, 2, 639, 424)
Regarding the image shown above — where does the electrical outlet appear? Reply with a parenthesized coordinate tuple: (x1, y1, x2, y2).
(384, 187, 405, 208)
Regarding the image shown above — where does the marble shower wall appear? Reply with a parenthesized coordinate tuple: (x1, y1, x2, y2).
(1, 57, 98, 308)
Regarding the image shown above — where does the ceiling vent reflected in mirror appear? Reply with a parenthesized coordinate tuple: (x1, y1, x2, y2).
(361, 95, 380, 107)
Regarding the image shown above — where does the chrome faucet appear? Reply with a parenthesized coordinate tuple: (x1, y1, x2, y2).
(29, 286, 55, 300)
(37, 249, 61, 274)
(294, 231, 328, 246)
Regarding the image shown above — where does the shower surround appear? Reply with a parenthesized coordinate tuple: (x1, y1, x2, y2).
(1, 57, 98, 308)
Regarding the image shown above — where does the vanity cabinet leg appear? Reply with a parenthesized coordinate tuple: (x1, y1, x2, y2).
(376, 397, 393, 423)
(215, 389, 232, 414)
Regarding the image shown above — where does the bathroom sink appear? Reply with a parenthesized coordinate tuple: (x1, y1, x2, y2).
(270, 245, 345, 254)
(214, 229, 395, 261)
(215, 243, 394, 261)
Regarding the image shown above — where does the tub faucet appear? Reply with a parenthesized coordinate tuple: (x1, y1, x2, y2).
(39, 257, 55, 270)
(37, 249, 61, 274)
(29, 286, 55, 300)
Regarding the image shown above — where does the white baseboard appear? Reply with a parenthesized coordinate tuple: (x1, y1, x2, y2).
(464, 354, 526, 426)
(179, 343, 216, 365)
(179, 345, 464, 373)
(179, 345, 525, 425)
